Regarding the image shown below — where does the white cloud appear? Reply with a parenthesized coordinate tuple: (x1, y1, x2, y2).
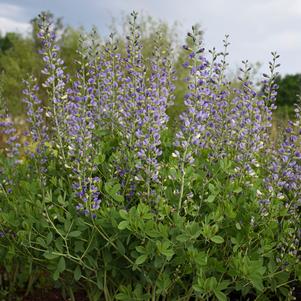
(0, 3, 30, 34)
(0, 16, 30, 34)
(0, 3, 23, 18)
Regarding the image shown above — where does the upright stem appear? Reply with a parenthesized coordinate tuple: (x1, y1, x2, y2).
(178, 158, 186, 212)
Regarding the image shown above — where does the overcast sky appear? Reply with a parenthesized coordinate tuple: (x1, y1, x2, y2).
(0, 0, 300, 75)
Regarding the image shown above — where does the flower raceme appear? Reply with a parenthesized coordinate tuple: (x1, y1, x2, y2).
(175, 30, 279, 177)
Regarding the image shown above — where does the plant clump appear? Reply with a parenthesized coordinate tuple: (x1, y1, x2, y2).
(0, 11, 300, 301)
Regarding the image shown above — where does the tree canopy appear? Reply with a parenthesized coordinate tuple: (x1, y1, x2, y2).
(276, 73, 301, 107)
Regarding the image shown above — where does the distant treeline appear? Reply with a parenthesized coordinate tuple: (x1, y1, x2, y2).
(275, 74, 301, 106)
(0, 11, 300, 118)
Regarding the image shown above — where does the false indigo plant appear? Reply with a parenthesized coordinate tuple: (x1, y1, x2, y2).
(0, 12, 300, 301)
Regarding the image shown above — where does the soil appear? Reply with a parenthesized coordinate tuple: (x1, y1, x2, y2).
(14, 289, 88, 301)
(21, 289, 64, 301)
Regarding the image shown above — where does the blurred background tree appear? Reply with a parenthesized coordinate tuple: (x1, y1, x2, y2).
(0, 32, 41, 115)
(276, 73, 301, 107)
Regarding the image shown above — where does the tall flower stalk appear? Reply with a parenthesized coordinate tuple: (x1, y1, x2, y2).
(174, 25, 212, 211)
(23, 77, 48, 179)
(0, 93, 20, 161)
(261, 97, 301, 262)
(0, 84, 21, 194)
(65, 35, 101, 215)
(98, 32, 123, 131)
(37, 13, 68, 165)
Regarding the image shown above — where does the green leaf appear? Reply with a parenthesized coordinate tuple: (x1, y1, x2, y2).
(58, 194, 66, 205)
(36, 237, 46, 248)
(135, 254, 148, 265)
(136, 246, 145, 254)
(245, 259, 266, 291)
(234, 187, 242, 193)
(43, 252, 59, 260)
(68, 230, 81, 237)
(156, 272, 171, 294)
(137, 203, 153, 219)
(214, 290, 227, 301)
(225, 202, 236, 218)
(217, 280, 230, 291)
(57, 257, 66, 273)
(74, 266, 81, 281)
(119, 209, 128, 220)
(46, 232, 53, 245)
(249, 274, 264, 291)
(105, 182, 124, 202)
(116, 240, 125, 256)
(118, 220, 129, 230)
(235, 222, 241, 230)
(161, 248, 175, 258)
(113, 194, 124, 203)
(176, 234, 190, 242)
(53, 269, 60, 281)
(204, 277, 217, 291)
(210, 236, 224, 244)
(205, 195, 216, 203)
(115, 293, 130, 300)
(195, 252, 208, 266)
(192, 283, 203, 293)
(157, 241, 175, 259)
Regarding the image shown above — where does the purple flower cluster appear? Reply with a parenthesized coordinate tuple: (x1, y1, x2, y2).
(97, 33, 124, 130)
(111, 12, 176, 201)
(0, 86, 21, 195)
(65, 42, 101, 215)
(18, 12, 177, 208)
(30, 13, 101, 214)
(262, 99, 301, 207)
(172, 28, 282, 210)
(221, 57, 278, 176)
(261, 99, 301, 259)
(174, 33, 210, 164)
(37, 13, 68, 162)
(133, 33, 175, 195)
(22, 77, 49, 177)
(175, 29, 279, 178)
(0, 86, 20, 161)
